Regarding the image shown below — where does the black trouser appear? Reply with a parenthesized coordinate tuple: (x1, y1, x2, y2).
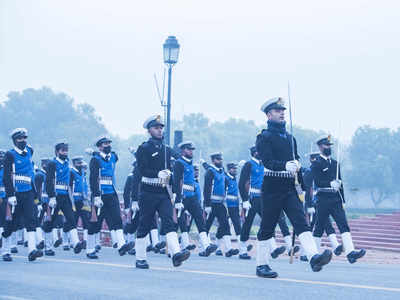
(227, 206, 241, 236)
(0, 198, 6, 227)
(92, 204, 113, 235)
(178, 196, 206, 233)
(206, 203, 230, 240)
(2, 190, 36, 238)
(74, 201, 90, 230)
(257, 187, 310, 241)
(309, 208, 335, 236)
(88, 193, 122, 235)
(240, 196, 291, 242)
(313, 193, 349, 237)
(136, 191, 175, 239)
(43, 194, 76, 233)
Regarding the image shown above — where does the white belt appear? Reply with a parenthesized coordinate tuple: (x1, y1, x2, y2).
(0, 187, 5, 192)
(211, 195, 225, 201)
(250, 188, 261, 194)
(264, 169, 294, 178)
(15, 175, 31, 183)
(142, 177, 165, 187)
(73, 192, 83, 196)
(183, 184, 195, 192)
(55, 184, 68, 190)
(226, 195, 238, 200)
(42, 193, 48, 198)
(100, 180, 113, 185)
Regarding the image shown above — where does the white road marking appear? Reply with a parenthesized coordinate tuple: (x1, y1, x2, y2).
(12, 255, 400, 293)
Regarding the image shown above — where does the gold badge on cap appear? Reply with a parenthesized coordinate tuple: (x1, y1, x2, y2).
(276, 98, 284, 105)
(156, 115, 161, 122)
(327, 134, 331, 142)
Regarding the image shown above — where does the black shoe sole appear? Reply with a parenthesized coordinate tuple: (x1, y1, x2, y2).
(271, 246, 286, 259)
(239, 255, 251, 260)
(256, 271, 278, 278)
(136, 262, 150, 269)
(347, 249, 366, 264)
(312, 250, 332, 272)
(119, 244, 130, 256)
(173, 251, 191, 267)
(334, 245, 344, 256)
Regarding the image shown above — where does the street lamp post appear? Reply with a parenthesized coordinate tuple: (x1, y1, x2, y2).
(163, 36, 180, 146)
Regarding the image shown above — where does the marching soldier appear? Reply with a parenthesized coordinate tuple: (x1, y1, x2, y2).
(70, 156, 90, 250)
(2, 128, 43, 261)
(204, 152, 239, 257)
(224, 162, 244, 251)
(87, 137, 130, 259)
(173, 141, 217, 256)
(135, 115, 190, 269)
(311, 135, 366, 264)
(300, 153, 343, 261)
(238, 147, 294, 260)
(44, 142, 84, 255)
(255, 98, 332, 278)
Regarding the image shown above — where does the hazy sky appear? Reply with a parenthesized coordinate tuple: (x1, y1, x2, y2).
(1, 0, 399, 140)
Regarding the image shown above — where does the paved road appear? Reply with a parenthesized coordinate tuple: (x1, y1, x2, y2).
(0, 247, 399, 300)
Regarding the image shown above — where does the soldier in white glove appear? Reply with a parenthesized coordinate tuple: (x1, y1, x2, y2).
(312, 135, 365, 265)
(134, 115, 190, 269)
(1, 129, 45, 262)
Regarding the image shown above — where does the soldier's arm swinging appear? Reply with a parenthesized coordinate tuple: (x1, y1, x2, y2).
(3, 152, 15, 197)
(203, 170, 214, 207)
(45, 161, 57, 198)
(238, 161, 251, 202)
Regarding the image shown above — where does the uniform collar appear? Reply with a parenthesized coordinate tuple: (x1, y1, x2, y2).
(181, 156, 192, 163)
(72, 167, 81, 174)
(14, 146, 27, 155)
(319, 154, 331, 161)
(100, 151, 111, 160)
(251, 157, 261, 164)
(226, 172, 235, 179)
(210, 164, 222, 172)
(56, 157, 67, 164)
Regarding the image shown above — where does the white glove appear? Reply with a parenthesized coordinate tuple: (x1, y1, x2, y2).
(49, 197, 57, 208)
(131, 201, 139, 212)
(199, 159, 206, 165)
(158, 169, 172, 179)
(242, 201, 251, 211)
(37, 204, 43, 212)
(330, 180, 342, 191)
(204, 206, 212, 215)
(94, 196, 103, 208)
(307, 207, 315, 214)
(285, 160, 300, 173)
(8, 196, 17, 206)
(175, 202, 184, 211)
(124, 208, 130, 215)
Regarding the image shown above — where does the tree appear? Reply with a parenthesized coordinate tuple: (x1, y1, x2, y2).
(347, 126, 397, 207)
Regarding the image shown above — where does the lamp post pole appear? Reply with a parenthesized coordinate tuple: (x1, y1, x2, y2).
(166, 65, 172, 146)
